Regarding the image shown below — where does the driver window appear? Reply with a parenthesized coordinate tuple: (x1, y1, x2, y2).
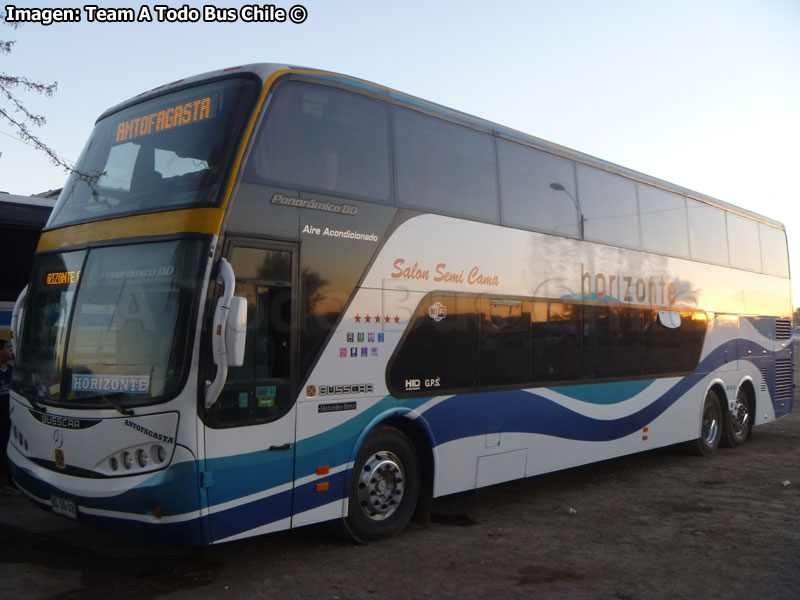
(210, 246, 294, 427)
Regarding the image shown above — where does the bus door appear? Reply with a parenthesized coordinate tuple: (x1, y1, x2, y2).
(203, 240, 299, 542)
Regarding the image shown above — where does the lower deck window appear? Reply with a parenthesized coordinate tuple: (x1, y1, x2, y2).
(387, 293, 707, 396)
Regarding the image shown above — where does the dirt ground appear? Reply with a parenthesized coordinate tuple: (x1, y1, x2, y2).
(1, 392, 798, 600)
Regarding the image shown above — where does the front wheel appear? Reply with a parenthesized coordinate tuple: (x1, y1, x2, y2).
(338, 426, 420, 543)
(687, 389, 723, 456)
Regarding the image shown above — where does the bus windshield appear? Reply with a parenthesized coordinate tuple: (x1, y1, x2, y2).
(48, 76, 259, 228)
(12, 239, 206, 409)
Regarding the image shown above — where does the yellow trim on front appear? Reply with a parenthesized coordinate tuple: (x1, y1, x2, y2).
(216, 74, 275, 213)
(37, 207, 224, 251)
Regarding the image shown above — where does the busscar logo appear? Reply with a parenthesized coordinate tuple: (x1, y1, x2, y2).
(319, 383, 374, 396)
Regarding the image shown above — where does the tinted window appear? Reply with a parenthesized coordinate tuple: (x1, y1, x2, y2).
(245, 81, 391, 203)
(497, 140, 579, 237)
(759, 223, 790, 277)
(687, 199, 729, 265)
(394, 108, 498, 221)
(228, 246, 291, 282)
(389, 293, 708, 396)
(531, 301, 580, 381)
(643, 310, 707, 374)
(480, 298, 531, 386)
(211, 246, 294, 427)
(727, 213, 762, 272)
(388, 295, 479, 394)
(582, 305, 643, 379)
(577, 165, 639, 248)
(639, 185, 689, 258)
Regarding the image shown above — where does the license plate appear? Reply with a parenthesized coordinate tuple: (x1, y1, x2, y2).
(51, 495, 78, 520)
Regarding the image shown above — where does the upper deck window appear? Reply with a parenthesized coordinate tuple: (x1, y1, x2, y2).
(497, 140, 580, 238)
(48, 77, 260, 228)
(577, 165, 640, 249)
(394, 107, 499, 222)
(759, 224, 790, 278)
(243, 81, 392, 203)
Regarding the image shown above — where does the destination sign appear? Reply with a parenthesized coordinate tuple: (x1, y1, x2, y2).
(46, 271, 81, 285)
(115, 96, 213, 143)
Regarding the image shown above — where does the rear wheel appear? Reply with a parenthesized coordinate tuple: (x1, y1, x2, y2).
(687, 389, 723, 456)
(722, 387, 753, 447)
(338, 426, 420, 543)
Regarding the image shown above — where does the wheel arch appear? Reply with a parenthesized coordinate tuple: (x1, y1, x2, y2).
(346, 407, 435, 525)
(702, 379, 728, 422)
(736, 377, 757, 412)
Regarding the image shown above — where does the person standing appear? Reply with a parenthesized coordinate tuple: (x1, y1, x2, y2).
(0, 339, 13, 484)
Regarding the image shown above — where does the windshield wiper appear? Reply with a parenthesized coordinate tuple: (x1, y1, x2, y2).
(16, 384, 46, 412)
(81, 393, 135, 416)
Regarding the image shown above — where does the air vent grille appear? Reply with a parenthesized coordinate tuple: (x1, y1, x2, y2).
(775, 319, 791, 340)
(774, 358, 793, 401)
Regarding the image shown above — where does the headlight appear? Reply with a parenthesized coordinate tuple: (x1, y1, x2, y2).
(136, 449, 149, 468)
(122, 451, 134, 470)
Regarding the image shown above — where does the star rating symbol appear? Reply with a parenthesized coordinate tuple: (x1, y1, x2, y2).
(354, 313, 401, 324)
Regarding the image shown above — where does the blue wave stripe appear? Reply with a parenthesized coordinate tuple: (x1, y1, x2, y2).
(554, 379, 655, 404)
(209, 488, 293, 541)
(10, 461, 205, 545)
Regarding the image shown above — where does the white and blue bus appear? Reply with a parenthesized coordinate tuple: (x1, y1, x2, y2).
(7, 64, 793, 545)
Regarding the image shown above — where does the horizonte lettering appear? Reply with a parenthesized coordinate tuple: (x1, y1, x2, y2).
(580, 263, 677, 306)
(115, 97, 211, 143)
(71, 374, 150, 394)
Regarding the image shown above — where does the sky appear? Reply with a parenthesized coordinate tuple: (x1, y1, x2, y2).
(2, 0, 799, 304)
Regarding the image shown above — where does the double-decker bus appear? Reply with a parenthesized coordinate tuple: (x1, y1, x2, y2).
(7, 64, 793, 545)
(0, 194, 55, 340)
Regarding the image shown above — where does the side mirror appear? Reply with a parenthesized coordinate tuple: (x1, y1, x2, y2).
(11, 284, 28, 351)
(205, 258, 245, 408)
(225, 296, 247, 367)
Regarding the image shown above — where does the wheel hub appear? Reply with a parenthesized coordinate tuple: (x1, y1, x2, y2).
(732, 398, 749, 433)
(702, 406, 719, 445)
(357, 451, 405, 521)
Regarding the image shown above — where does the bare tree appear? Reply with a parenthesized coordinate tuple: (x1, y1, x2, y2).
(0, 18, 77, 174)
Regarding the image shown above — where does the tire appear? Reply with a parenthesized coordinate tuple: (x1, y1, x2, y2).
(721, 387, 753, 447)
(687, 389, 723, 456)
(338, 426, 420, 543)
